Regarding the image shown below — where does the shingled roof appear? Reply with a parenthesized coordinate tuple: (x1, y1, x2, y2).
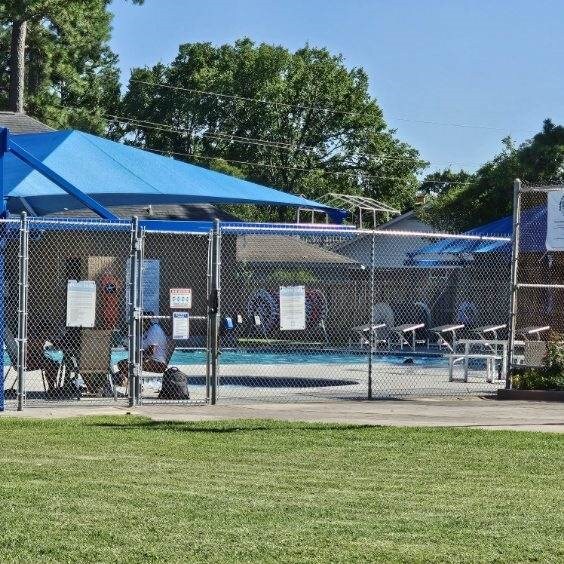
(236, 235, 357, 265)
(45, 203, 239, 221)
(0, 112, 53, 134)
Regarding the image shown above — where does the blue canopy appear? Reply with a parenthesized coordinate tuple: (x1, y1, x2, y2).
(3, 129, 345, 220)
(407, 206, 547, 266)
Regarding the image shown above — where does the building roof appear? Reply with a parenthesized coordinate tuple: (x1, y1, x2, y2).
(236, 235, 358, 265)
(334, 210, 437, 268)
(0, 112, 53, 135)
(45, 203, 239, 221)
(4, 129, 345, 220)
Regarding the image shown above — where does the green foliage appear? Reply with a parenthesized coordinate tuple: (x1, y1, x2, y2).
(513, 338, 564, 391)
(420, 120, 564, 231)
(0, 1, 143, 133)
(267, 268, 318, 285)
(117, 39, 427, 220)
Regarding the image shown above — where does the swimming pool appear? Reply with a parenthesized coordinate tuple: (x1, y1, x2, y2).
(3, 349, 447, 367)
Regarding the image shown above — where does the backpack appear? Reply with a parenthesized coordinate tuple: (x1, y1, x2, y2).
(158, 367, 190, 400)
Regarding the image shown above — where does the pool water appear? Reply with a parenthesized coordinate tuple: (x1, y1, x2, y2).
(3, 349, 447, 367)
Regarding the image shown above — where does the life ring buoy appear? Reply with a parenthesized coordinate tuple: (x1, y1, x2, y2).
(100, 274, 122, 329)
(456, 301, 478, 326)
(246, 289, 278, 333)
(306, 289, 328, 327)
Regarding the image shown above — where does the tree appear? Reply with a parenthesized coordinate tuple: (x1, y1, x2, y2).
(0, 0, 143, 133)
(419, 168, 474, 197)
(419, 120, 564, 231)
(117, 39, 427, 220)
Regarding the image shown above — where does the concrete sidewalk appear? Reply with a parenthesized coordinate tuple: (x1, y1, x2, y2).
(2, 397, 563, 432)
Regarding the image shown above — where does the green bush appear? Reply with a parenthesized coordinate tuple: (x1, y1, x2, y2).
(513, 339, 564, 391)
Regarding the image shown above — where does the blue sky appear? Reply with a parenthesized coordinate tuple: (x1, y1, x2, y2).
(109, 0, 564, 174)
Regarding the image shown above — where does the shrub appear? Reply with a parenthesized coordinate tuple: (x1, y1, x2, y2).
(513, 338, 564, 391)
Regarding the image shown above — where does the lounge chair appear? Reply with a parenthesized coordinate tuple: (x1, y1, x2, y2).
(429, 324, 465, 351)
(517, 326, 550, 341)
(388, 322, 426, 350)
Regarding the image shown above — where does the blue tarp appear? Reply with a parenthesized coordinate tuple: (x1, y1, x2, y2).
(407, 205, 547, 265)
(4, 129, 345, 220)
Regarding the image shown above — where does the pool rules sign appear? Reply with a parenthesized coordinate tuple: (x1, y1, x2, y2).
(546, 190, 564, 250)
(279, 286, 306, 331)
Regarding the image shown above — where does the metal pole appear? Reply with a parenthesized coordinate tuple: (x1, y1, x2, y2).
(506, 179, 522, 389)
(128, 217, 142, 406)
(367, 231, 376, 400)
(16, 212, 29, 411)
(135, 222, 145, 405)
(205, 229, 213, 402)
(209, 219, 221, 405)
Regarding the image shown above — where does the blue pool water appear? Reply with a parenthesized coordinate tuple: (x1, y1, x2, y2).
(4, 349, 447, 367)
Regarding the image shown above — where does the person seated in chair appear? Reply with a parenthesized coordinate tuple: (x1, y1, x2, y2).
(115, 314, 170, 388)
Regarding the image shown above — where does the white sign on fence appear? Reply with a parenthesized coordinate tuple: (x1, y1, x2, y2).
(170, 288, 192, 309)
(66, 280, 96, 327)
(279, 285, 306, 331)
(546, 190, 564, 250)
(172, 311, 190, 340)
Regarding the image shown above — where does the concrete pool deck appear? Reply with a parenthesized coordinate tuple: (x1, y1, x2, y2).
(3, 398, 563, 432)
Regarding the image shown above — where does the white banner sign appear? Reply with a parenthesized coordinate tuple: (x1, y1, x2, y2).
(546, 190, 564, 250)
(66, 280, 96, 328)
(279, 285, 306, 331)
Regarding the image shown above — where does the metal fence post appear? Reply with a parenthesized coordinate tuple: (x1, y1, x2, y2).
(367, 230, 376, 400)
(506, 178, 522, 389)
(205, 228, 213, 402)
(128, 216, 142, 406)
(16, 211, 29, 411)
(209, 219, 221, 405)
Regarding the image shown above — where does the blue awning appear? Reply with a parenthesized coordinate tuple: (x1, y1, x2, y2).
(406, 205, 547, 266)
(3, 129, 345, 220)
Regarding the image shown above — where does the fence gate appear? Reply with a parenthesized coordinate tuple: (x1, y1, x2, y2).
(138, 229, 212, 405)
(507, 180, 564, 385)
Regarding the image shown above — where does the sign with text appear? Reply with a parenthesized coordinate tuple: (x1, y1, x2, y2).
(279, 285, 306, 331)
(169, 288, 192, 309)
(66, 280, 96, 328)
(172, 311, 190, 340)
(546, 190, 564, 250)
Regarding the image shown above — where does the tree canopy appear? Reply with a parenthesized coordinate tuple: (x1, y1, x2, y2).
(0, 0, 143, 133)
(419, 119, 564, 231)
(116, 39, 427, 220)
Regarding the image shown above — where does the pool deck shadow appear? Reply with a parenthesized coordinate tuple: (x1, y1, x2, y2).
(2, 397, 563, 432)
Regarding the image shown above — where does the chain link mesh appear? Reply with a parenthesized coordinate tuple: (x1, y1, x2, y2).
(513, 182, 564, 371)
(216, 225, 512, 402)
(138, 229, 211, 404)
(2, 214, 528, 410)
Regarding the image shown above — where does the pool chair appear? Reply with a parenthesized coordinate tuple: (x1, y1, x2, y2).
(429, 324, 465, 352)
(517, 326, 551, 341)
(388, 322, 426, 351)
(350, 303, 394, 349)
(350, 323, 387, 349)
(63, 328, 115, 397)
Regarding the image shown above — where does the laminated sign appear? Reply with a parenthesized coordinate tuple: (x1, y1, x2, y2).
(66, 280, 96, 328)
(279, 285, 306, 331)
(170, 288, 192, 309)
(546, 191, 564, 251)
(172, 312, 190, 340)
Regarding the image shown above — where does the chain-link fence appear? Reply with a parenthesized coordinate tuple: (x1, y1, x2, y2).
(507, 180, 564, 383)
(2, 211, 530, 410)
(216, 224, 512, 402)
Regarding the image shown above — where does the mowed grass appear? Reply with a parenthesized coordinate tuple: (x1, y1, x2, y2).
(0, 417, 562, 563)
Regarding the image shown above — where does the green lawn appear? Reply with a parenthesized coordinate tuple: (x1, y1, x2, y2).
(0, 417, 562, 563)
